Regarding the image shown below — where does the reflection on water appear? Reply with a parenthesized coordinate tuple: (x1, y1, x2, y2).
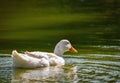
(0, 52, 120, 83)
(12, 65, 77, 83)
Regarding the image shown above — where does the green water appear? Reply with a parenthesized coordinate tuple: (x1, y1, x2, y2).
(0, 0, 120, 83)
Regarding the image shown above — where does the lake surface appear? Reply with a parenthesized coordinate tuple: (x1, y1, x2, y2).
(0, 44, 120, 83)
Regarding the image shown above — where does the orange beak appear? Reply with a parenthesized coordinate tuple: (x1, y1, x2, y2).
(69, 45, 78, 53)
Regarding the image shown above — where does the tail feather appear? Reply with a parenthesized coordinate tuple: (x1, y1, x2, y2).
(12, 50, 28, 62)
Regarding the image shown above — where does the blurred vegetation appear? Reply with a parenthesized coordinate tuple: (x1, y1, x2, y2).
(0, 0, 120, 53)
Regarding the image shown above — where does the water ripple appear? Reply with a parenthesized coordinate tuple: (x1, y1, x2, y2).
(0, 54, 120, 83)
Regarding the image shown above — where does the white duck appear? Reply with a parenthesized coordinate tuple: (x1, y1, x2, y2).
(12, 39, 78, 68)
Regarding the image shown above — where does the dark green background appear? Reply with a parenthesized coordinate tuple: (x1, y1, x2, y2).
(0, 0, 120, 53)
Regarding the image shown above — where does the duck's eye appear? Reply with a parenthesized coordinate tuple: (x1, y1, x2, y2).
(65, 41, 70, 45)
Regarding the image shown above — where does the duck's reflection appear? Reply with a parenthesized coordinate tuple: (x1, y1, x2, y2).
(11, 65, 78, 83)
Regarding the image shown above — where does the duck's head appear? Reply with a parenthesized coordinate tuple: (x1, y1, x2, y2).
(54, 39, 78, 56)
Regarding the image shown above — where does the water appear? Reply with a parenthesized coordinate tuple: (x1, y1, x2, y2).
(0, 46, 120, 83)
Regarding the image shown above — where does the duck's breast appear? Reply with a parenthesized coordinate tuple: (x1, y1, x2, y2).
(48, 54, 65, 66)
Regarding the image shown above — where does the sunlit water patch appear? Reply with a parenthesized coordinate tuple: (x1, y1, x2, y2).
(92, 45, 120, 50)
(0, 54, 120, 83)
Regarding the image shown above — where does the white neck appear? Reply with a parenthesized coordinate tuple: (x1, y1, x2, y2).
(54, 45, 64, 56)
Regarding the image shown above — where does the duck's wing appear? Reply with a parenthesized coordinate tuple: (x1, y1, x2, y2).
(25, 51, 49, 60)
(46, 53, 58, 58)
(12, 50, 50, 68)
